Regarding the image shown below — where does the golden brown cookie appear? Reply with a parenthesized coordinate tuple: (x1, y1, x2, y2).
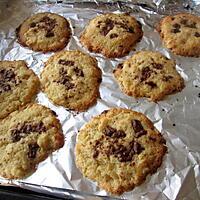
(80, 13, 143, 58)
(0, 103, 64, 179)
(75, 108, 167, 195)
(113, 51, 185, 101)
(16, 12, 71, 52)
(0, 60, 40, 119)
(156, 13, 200, 57)
(40, 50, 102, 111)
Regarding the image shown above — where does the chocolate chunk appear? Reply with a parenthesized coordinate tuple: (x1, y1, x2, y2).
(92, 140, 101, 159)
(133, 141, 144, 154)
(114, 21, 126, 29)
(186, 22, 196, 28)
(117, 63, 123, 69)
(59, 79, 74, 89)
(45, 31, 54, 37)
(131, 119, 147, 138)
(149, 136, 157, 142)
(146, 81, 157, 88)
(40, 16, 56, 27)
(40, 16, 51, 23)
(0, 69, 18, 94)
(28, 143, 39, 159)
(51, 110, 57, 116)
(0, 84, 11, 93)
(38, 16, 56, 36)
(73, 67, 84, 77)
(100, 19, 114, 36)
(127, 27, 134, 33)
(57, 67, 75, 89)
(180, 19, 187, 25)
(103, 126, 126, 138)
(113, 144, 132, 162)
(171, 28, 181, 33)
(11, 129, 22, 143)
(152, 63, 163, 70)
(58, 60, 75, 66)
(173, 23, 181, 29)
(179, 19, 196, 28)
(30, 22, 36, 28)
(162, 75, 173, 81)
(93, 150, 99, 159)
(108, 141, 144, 162)
(171, 23, 181, 33)
(101, 110, 108, 115)
(194, 32, 200, 37)
(11, 121, 46, 142)
(110, 33, 118, 39)
(140, 67, 152, 82)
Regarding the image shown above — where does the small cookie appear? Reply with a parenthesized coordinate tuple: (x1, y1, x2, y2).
(113, 51, 185, 101)
(16, 12, 71, 52)
(75, 108, 167, 195)
(0, 103, 64, 179)
(80, 13, 143, 58)
(0, 60, 40, 119)
(41, 50, 102, 111)
(157, 13, 200, 57)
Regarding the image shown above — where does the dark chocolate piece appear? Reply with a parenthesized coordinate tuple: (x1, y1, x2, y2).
(131, 119, 147, 138)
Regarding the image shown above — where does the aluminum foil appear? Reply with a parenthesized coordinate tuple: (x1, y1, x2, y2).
(0, 0, 200, 199)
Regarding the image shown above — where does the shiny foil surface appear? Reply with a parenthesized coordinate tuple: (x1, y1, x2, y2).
(0, 0, 200, 199)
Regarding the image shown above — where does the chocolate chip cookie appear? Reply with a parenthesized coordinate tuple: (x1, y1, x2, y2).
(41, 50, 102, 111)
(0, 103, 64, 179)
(75, 108, 167, 195)
(80, 13, 143, 58)
(16, 12, 71, 52)
(157, 13, 200, 57)
(113, 51, 185, 102)
(0, 60, 40, 119)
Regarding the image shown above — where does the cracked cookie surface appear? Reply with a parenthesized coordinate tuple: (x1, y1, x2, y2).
(157, 13, 200, 57)
(75, 108, 167, 195)
(16, 12, 71, 52)
(0, 103, 64, 179)
(113, 51, 185, 101)
(0, 60, 40, 119)
(41, 50, 102, 111)
(80, 13, 143, 58)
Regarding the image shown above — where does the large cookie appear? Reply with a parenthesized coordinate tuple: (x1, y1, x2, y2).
(0, 103, 64, 179)
(41, 50, 102, 111)
(157, 13, 200, 57)
(80, 13, 143, 58)
(0, 60, 40, 119)
(16, 12, 71, 52)
(113, 51, 185, 101)
(75, 108, 167, 195)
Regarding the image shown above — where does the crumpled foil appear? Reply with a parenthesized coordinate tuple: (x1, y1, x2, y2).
(0, 0, 200, 199)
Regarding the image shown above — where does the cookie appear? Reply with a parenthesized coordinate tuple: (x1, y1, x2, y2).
(41, 50, 102, 111)
(156, 13, 200, 57)
(16, 12, 71, 52)
(75, 108, 167, 195)
(0, 103, 64, 179)
(113, 51, 185, 102)
(0, 60, 40, 119)
(80, 13, 143, 58)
